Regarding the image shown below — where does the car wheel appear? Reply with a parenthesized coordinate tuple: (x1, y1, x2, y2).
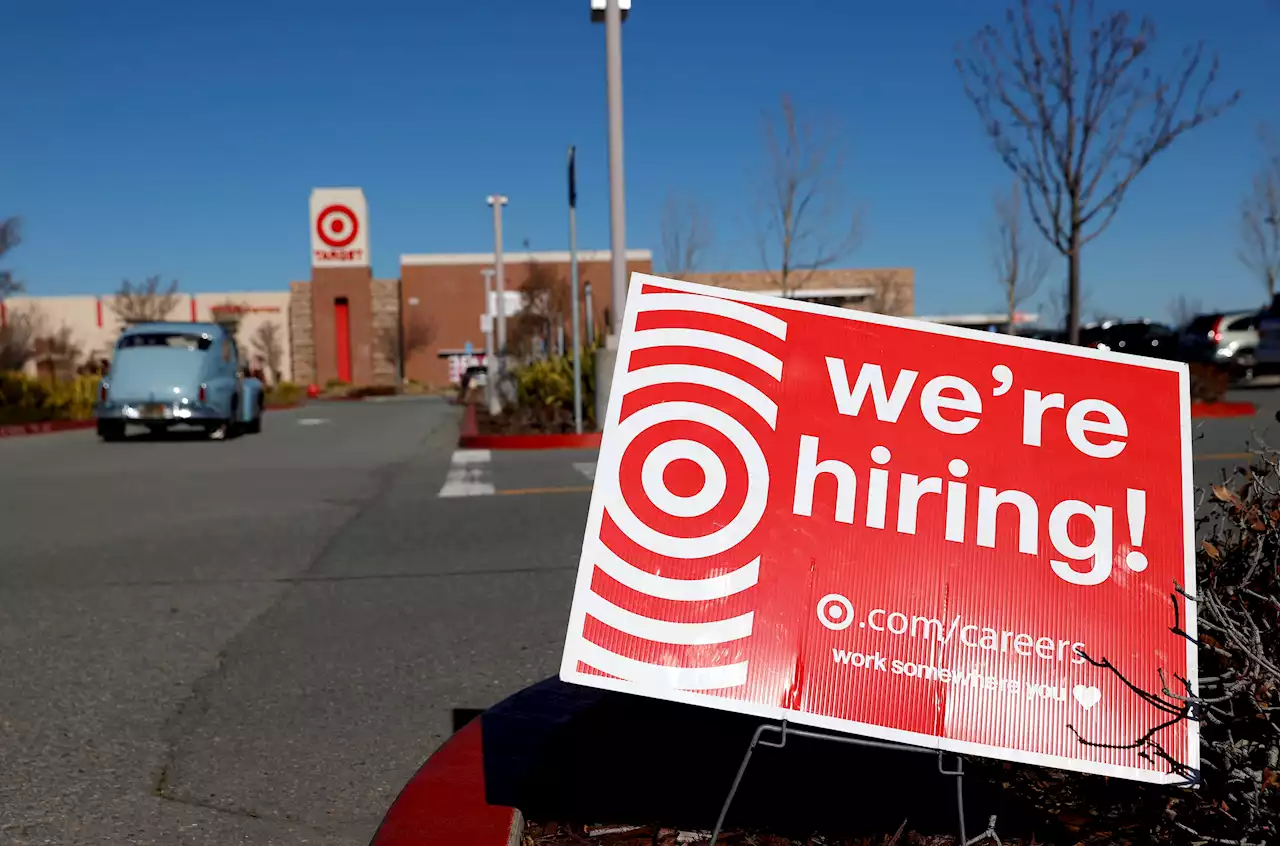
(97, 420, 125, 442)
(206, 420, 231, 440)
(245, 414, 262, 434)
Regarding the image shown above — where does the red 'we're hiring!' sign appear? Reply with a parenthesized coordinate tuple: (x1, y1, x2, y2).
(560, 274, 1196, 784)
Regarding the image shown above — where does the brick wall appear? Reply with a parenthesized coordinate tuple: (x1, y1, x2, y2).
(289, 281, 315, 386)
(370, 279, 400, 386)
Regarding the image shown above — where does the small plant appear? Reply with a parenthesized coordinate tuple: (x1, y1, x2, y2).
(1188, 362, 1230, 403)
(264, 381, 303, 408)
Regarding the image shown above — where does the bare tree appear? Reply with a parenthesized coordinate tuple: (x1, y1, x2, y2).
(992, 180, 1051, 333)
(0, 305, 45, 372)
(956, 0, 1239, 344)
(659, 192, 713, 278)
(1240, 127, 1280, 300)
(0, 217, 21, 300)
(110, 276, 181, 323)
(33, 325, 83, 382)
(859, 271, 913, 317)
(1167, 293, 1204, 330)
(251, 321, 285, 384)
(511, 261, 571, 357)
(374, 318, 435, 376)
(754, 94, 861, 297)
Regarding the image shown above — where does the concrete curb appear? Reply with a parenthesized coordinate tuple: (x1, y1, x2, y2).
(457, 404, 603, 450)
(0, 404, 305, 439)
(1190, 401, 1256, 419)
(369, 717, 522, 846)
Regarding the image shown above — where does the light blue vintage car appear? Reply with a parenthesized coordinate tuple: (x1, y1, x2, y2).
(94, 321, 265, 441)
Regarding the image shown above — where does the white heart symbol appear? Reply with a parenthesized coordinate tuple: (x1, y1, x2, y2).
(1073, 684, 1101, 710)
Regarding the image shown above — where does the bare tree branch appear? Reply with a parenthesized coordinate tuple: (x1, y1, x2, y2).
(110, 276, 181, 323)
(1168, 293, 1204, 329)
(859, 271, 912, 317)
(956, 0, 1239, 343)
(1240, 126, 1280, 300)
(374, 318, 435, 376)
(251, 321, 285, 384)
(992, 178, 1051, 333)
(659, 192, 713, 278)
(0, 217, 22, 300)
(0, 304, 46, 372)
(753, 94, 861, 297)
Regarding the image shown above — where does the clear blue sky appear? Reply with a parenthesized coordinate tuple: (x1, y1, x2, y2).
(3, 0, 1277, 321)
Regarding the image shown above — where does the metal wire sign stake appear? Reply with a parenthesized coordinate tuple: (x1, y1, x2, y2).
(708, 720, 970, 846)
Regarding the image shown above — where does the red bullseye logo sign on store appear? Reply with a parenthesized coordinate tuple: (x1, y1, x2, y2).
(309, 189, 369, 267)
(560, 273, 1195, 785)
(314, 204, 363, 262)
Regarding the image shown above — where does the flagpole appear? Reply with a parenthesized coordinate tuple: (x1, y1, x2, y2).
(568, 145, 583, 434)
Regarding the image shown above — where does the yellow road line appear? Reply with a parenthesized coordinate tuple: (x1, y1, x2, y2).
(1195, 452, 1254, 462)
(496, 485, 594, 496)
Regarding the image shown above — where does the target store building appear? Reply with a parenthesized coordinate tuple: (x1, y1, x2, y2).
(297, 188, 651, 388)
(3, 187, 914, 387)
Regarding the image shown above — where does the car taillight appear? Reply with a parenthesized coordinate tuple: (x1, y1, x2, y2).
(1212, 317, 1224, 343)
(198, 384, 207, 403)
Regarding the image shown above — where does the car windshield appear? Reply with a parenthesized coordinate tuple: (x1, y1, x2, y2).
(118, 332, 212, 351)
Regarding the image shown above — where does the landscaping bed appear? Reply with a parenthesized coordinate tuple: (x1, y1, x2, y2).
(521, 821, 1024, 845)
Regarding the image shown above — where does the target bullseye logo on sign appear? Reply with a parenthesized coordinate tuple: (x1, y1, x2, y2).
(316, 204, 359, 248)
(310, 188, 369, 268)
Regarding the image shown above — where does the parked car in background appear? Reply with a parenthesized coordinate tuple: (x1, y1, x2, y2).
(1256, 294, 1280, 376)
(94, 321, 264, 441)
(1077, 319, 1179, 358)
(1178, 310, 1261, 379)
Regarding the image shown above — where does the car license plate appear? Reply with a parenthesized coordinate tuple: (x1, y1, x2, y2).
(139, 403, 167, 419)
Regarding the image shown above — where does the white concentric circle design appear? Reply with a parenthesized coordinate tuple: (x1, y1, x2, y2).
(598, 401, 769, 560)
(817, 594, 854, 631)
(641, 439, 727, 519)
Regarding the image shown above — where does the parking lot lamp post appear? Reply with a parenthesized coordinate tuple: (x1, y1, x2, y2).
(482, 268, 498, 416)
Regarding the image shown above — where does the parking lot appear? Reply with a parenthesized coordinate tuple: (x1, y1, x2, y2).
(1, 389, 1278, 845)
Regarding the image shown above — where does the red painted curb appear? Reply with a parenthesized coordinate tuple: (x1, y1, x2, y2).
(1191, 401, 1256, 419)
(457, 403, 601, 450)
(460, 432, 603, 450)
(0, 419, 96, 438)
(370, 718, 520, 846)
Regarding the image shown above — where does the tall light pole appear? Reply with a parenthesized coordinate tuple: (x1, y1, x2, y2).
(601, 0, 628, 339)
(568, 145, 583, 434)
(487, 195, 509, 355)
(590, 0, 631, 430)
(481, 267, 498, 416)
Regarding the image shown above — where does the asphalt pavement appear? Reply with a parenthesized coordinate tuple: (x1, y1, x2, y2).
(0, 399, 590, 846)
(2, 388, 1279, 845)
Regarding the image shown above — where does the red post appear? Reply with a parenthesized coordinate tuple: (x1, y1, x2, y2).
(190, 297, 197, 321)
(96, 298, 103, 328)
(0, 301, 6, 328)
(334, 297, 352, 383)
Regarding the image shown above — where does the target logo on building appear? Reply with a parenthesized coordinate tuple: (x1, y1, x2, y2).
(316, 204, 359, 248)
(309, 188, 369, 268)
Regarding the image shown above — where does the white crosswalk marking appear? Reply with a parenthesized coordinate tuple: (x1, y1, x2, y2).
(439, 449, 496, 497)
(574, 462, 596, 481)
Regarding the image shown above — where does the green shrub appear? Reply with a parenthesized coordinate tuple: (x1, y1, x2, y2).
(265, 381, 304, 408)
(508, 341, 604, 430)
(0, 372, 99, 425)
(345, 384, 397, 399)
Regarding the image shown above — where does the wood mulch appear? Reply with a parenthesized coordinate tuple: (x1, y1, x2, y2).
(521, 821, 1034, 845)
